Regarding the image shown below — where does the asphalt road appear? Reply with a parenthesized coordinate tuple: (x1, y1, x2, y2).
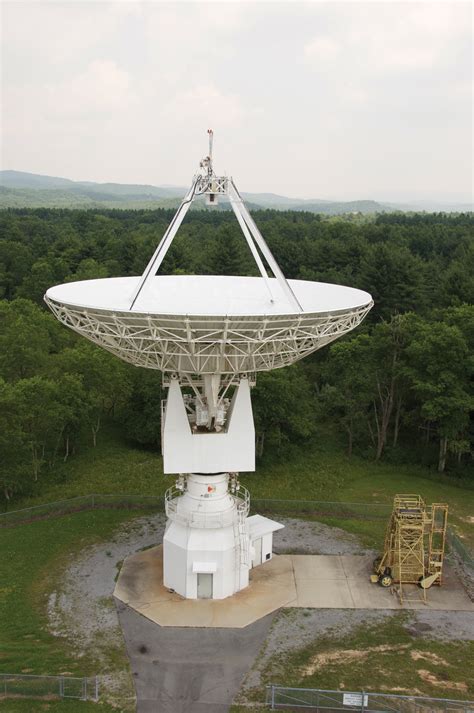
(116, 601, 274, 713)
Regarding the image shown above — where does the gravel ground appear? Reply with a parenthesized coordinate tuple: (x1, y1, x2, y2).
(47, 512, 167, 707)
(46, 514, 367, 650)
(404, 610, 474, 640)
(273, 518, 374, 555)
(448, 553, 474, 601)
(47, 513, 167, 647)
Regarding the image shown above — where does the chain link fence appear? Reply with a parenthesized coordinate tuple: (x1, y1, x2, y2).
(266, 685, 474, 712)
(0, 494, 471, 573)
(0, 494, 391, 527)
(252, 498, 391, 521)
(0, 673, 98, 701)
(447, 526, 474, 570)
(0, 493, 164, 527)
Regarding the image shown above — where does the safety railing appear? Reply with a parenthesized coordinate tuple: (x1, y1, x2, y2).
(164, 485, 250, 528)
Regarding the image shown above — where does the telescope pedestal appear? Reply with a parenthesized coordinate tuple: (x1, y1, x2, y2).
(163, 473, 250, 599)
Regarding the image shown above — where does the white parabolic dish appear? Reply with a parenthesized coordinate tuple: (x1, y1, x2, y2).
(45, 275, 373, 375)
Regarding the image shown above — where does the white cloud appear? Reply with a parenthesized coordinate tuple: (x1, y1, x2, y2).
(304, 2, 471, 74)
(1, 1, 471, 200)
(45, 60, 134, 118)
(304, 36, 341, 63)
(162, 84, 255, 130)
(1, 2, 139, 70)
(3, 59, 135, 142)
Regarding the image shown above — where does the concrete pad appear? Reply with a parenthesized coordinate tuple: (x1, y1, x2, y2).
(348, 577, 399, 609)
(292, 554, 346, 581)
(115, 550, 473, 629)
(114, 546, 297, 628)
(340, 554, 374, 579)
(295, 578, 355, 608)
(398, 565, 474, 611)
(292, 554, 355, 608)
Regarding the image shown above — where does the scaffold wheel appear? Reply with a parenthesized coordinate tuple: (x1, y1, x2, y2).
(379, 573, 393, 588)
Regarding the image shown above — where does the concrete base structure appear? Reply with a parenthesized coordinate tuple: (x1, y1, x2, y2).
(163, 472, 283, 600)
(114, 546, 473, 629)
(163, 473, 250, 600)
(164, 520, 248, 600)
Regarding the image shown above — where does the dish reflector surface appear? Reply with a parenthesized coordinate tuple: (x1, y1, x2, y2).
(46, 275, 371, 316)
(45, 275, 372, 375)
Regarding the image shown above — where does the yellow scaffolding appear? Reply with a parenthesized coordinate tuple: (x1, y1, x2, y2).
(371, 494, 448, 603)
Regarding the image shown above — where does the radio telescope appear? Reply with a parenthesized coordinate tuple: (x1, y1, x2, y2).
(45, 131, 373, 600)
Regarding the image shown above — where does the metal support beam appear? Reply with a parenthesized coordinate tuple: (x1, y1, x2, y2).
(227, 184, 275, 303)
(128, 131, 303, 313)
(129, 177, 199, 310)
(228, 179, 303, 312)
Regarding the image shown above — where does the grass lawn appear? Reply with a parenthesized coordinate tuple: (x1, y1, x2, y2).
(231, 614, 474, 712)
(0, 509, 140, 709)
(0, 427, 472, 711)
(252, 444, 474, 543)
(250, 443, 474, 548)
(8, 423, 472, 548)
(9, 424, 166, 507)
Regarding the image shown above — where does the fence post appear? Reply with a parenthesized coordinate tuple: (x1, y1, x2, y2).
(271, 684, 275, 710)
(91, 494, 95, 509)
(59, 676, 64, 697)
(361, 690, 365, 713)
(3, 675, 6, 696)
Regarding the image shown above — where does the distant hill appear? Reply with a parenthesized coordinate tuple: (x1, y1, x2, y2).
(0, 170, 471, 213)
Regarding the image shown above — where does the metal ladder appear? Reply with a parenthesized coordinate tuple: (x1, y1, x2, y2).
(428, 503, 448, 584)
(233, 507, 250, 592)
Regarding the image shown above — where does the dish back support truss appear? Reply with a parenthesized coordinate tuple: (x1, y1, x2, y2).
(45, 299, 371, 375)
(129, 130, 303, 313)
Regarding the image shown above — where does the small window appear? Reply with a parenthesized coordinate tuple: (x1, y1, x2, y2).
(266, 553, 271, 561)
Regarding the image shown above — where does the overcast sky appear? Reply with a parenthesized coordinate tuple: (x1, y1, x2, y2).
(1, 1, 472, 201)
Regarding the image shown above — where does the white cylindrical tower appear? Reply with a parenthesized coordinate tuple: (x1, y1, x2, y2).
(164, 473, 250, 599)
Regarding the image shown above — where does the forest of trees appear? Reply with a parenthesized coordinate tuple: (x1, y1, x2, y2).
(0, 208, 473, 503)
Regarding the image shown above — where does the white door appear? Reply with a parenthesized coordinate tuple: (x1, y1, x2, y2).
(197, 573, 213, 599)
(253, 537, 262, 567)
